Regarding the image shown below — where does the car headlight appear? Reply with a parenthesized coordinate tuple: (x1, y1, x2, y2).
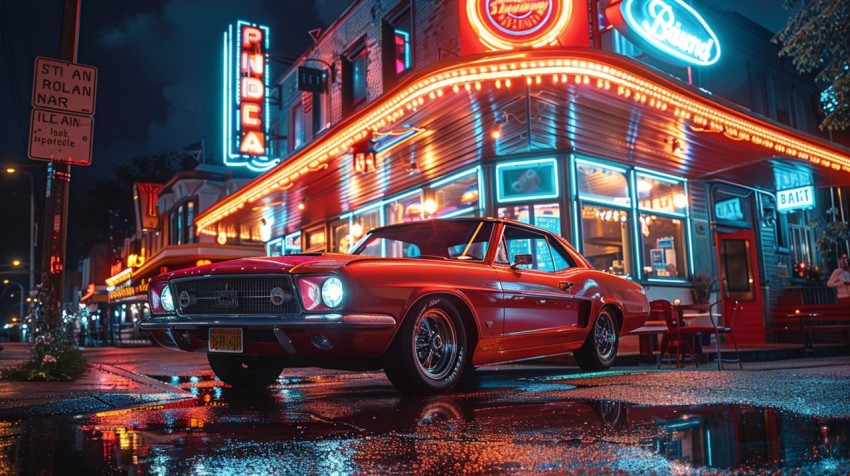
(298, 275, 344, 311)
(321, 277, 344, 308)
(160, 285, 175, 311)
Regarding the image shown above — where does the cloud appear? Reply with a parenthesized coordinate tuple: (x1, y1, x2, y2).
(313, 0, 352, 28)
(97, 12, 156, 47)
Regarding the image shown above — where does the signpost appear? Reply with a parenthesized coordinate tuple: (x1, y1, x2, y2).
(28, 109, 93, 165)
(28, 56, 96, 166)
(32, 57, 97, 114)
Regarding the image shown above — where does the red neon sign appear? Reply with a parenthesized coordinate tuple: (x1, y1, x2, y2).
(460, 0, 588, 54)
(239, 25, 265, 156)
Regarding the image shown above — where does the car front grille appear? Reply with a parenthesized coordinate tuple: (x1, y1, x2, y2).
(170, 275, 301, 317)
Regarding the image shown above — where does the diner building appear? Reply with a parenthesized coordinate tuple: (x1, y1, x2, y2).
(198, 0, 850, 345)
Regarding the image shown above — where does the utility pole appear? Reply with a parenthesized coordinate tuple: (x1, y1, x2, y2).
(39, 0, 79, 330)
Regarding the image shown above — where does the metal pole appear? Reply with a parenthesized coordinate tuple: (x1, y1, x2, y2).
(40, 0, 79, 331)
(26, 171, 35, 292)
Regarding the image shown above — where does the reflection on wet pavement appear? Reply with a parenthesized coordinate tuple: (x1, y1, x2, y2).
(1, 370, 848, 475)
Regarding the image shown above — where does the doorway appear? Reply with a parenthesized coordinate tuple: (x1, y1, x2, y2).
(715, 230, 765, 344)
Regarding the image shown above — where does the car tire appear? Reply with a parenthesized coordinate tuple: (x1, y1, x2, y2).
(574, 307, 619, 371)
(207, 354, 285, 388)
(384, 298, 468, 395)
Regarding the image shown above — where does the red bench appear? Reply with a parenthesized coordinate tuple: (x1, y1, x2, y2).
(768, 304, 850, 344)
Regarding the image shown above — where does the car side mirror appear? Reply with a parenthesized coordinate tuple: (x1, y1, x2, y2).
(511, 254, 533, 269)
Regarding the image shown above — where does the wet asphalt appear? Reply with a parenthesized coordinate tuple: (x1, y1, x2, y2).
(0, 345, 848, 474)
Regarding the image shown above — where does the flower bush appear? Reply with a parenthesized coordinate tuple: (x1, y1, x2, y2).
(1, 286, 87, 382)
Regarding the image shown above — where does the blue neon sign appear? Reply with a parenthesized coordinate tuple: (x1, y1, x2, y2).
(606, 0, 721, 67)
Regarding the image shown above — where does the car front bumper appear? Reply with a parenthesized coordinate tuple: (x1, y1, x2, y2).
(138, 313, 398, 358)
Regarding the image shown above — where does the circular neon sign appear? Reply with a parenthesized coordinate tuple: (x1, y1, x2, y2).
(467, 0, 572, 50)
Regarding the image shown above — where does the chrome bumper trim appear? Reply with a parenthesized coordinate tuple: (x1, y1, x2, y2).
(139, 313, 397, 330)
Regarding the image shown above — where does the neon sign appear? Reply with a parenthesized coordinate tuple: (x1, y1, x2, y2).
(777, 185, 815, 212)
(466, 0, 572, 50)
(223, 21, 278, 172)
(606, 0, 721, 66)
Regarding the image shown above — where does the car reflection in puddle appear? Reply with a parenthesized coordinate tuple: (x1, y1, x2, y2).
(1, 378, 848, 475)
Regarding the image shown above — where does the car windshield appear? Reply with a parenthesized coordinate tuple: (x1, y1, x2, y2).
(351, 220, 495, 260)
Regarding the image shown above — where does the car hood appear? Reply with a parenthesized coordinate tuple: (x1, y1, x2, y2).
(161, 253, 360, 280)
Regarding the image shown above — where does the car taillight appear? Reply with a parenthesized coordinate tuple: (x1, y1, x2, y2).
(297, 275, 344, 311)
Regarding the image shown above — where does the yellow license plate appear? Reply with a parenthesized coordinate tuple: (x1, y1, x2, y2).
(209, 328, 243, 353)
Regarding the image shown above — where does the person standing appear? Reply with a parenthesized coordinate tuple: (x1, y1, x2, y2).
(827, 254, 850, 304)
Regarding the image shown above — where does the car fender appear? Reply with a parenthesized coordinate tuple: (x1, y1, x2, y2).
(396, 287, 484, 342)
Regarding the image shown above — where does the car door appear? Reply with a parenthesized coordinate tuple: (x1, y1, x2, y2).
(494, 224, 584, 359)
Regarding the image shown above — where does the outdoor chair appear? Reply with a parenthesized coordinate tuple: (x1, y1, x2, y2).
(653, 299, 701, 368)
(709, 299, 742, 369)
(674, 299, 742, 370)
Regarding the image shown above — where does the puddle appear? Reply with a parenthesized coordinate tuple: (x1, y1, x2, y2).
(0, 391, 847, 474)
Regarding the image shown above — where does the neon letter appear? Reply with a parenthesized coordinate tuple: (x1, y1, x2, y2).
(240, 131, 265, 155)
(241, 77, 264, 99)
(241, 103, 261, 127)
(243, 27, 262, 48)
(241, 53, 264, 76)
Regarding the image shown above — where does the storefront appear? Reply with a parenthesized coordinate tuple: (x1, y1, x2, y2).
(198, 1, 850, 345)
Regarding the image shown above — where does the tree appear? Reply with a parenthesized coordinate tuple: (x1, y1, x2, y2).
(68, 152, 199, 264)
(772, 0, 850, 132)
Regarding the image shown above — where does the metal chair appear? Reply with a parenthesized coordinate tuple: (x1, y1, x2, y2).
(653, 299, 701, 368)
(709, 299, 742, 369)
(676, 299, 742, 370)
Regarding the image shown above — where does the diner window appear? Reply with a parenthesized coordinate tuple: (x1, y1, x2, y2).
(429, 168, 480, 218)
(168, 199, 197, 245)
(637, 171, 689, 280)
(355, 207, 381, 239)
(342, 42, 368, 115)
(289, 98, 306, 151)
(787, 211, 818, 277)
(498, 203, 562, 236)
(501, 225, 574, 272)
(382, 8, 412, 89)
(575, 159, 630, 206)
(330, 218, 351, 253)
(266, 231, 302, 256)
(304, 224, 326, 252)
(580, 203, 633, 277)
(385, 190, 424, 224)
(639, 215, 687, 278)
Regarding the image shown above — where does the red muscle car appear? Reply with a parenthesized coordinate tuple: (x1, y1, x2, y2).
(141, 217, 649, 394)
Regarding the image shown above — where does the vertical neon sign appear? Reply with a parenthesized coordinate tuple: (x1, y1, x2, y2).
(223, 21, 278, 172)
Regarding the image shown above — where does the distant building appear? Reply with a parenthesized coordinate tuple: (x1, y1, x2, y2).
(104, 164, 264, 345)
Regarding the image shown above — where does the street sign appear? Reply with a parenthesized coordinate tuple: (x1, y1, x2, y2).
(32, 56, 97, 115)
(28, 108, 93, 166)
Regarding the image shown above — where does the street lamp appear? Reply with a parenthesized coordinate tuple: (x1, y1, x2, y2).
(2, 279, 25, 332)
(4, 168, 36, 292)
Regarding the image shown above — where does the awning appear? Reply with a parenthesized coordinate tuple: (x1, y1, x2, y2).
(196, 48, 850, 235)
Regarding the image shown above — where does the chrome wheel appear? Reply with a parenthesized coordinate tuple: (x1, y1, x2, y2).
(574, 307, 620, 371)
(594, 311, 617, 362)
(413, 307, 458, 380)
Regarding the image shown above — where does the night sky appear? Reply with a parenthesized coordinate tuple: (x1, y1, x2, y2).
(0, 0, 793, 299)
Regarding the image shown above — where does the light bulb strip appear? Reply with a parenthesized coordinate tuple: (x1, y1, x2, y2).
(195, 50, 850, 232)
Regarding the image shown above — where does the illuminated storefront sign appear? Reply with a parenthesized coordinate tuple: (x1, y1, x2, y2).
(715, 198, 743, 221)
(777, 185, 815, 212)
(460, 0, 588, 54)
(223, 21, 278, 172)
(606, 0, 721, 66)
(496, 158, 559, 203)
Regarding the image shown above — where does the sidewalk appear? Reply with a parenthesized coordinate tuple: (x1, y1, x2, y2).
(0, 343, 199, 419)
(0, 340, 847, 420)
